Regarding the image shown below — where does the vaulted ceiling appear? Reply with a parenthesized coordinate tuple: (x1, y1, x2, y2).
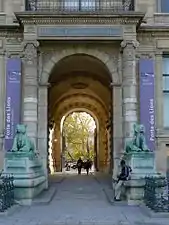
(48, 54, 112, 123)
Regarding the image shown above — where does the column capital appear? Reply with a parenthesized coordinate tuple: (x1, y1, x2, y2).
(22, 41, 39, 65)
(120, 40, 139, 49)
(22, 41, 39, 49)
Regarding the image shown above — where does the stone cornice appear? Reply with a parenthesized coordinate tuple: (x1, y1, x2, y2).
(138, 25, 169, 37)
(14, 11, 145, 25)
(0, 24, 23, 38)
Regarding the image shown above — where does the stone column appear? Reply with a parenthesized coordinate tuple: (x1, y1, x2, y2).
(155, 51, 163, 131)
(112, 85, 123, 181)
(38, 83, 49, 188)
(23, 42, 39, 150)
(121, 40, 139, 144)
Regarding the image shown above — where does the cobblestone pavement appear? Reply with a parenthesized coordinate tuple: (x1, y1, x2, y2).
(0, 172, 169, 225)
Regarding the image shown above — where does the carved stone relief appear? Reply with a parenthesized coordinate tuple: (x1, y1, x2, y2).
(6, 37, 22, 45)
(120, 40, 139, 61)
(24, 42, 39, 65)
(121, 40, 139, 50)
(136, 53, 154, 60)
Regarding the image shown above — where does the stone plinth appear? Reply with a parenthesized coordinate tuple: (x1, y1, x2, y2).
(4, 152, 46, 205)
(123, 152, 164, 204)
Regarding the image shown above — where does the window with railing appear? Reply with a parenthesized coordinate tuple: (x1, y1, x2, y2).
(162, 55, 169, 128)
(25, 0, 134, 12)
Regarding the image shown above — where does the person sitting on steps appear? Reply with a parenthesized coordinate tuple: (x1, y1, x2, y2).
(114, 159, 132, 201)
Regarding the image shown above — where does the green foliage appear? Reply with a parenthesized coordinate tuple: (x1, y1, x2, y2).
(63, 112, 95, 161)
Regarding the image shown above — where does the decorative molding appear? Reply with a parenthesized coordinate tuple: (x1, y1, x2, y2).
(38, 82, 51, 87)
(5, 51, 24, 58)
(154, 50, 163, 56)
(15, 12, 145, 25)
(110, 82, 122, 87)
(120, 40, 139, 49)
(0, 50, 6, 56)
(136, 53, 154, 59)
(6, 37, 23, 45)
(137, 33, 154, 44)
(23, 42, 39, 65)
(120, 40, 139, 60)
(50, 92, 108, 118)
(25, 25, 36, 33)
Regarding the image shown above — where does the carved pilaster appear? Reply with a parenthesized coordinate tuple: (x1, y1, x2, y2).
(121, 40, 139, 144)
(22, 42, 39, 149)
(38, 82, 48, 187)
(155, 50, 163, 130)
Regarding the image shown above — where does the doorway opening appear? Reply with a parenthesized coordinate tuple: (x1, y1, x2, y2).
(49, 111, 98, 174)
(47, 53, 113, 175)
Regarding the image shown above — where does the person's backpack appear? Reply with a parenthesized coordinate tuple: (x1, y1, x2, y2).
(125, 166, 132, 180)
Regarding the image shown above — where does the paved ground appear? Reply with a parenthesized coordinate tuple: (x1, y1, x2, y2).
(0, 172, 169, 225)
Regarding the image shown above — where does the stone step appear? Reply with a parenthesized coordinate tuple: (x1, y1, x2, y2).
(55, 194, 103, 200)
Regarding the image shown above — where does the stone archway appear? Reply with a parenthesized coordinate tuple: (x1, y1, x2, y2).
(38, 46, 122, 185)
(51, 93, 109, 172)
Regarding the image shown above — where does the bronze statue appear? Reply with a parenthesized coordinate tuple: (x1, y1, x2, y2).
(11, 124, 35, 153)
(125, 124, 150, 153)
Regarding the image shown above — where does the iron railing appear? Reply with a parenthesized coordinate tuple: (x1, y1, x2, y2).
(144, 175, 169, 213)
(25, 0, 134, 13)
(0, 173, 14, 212)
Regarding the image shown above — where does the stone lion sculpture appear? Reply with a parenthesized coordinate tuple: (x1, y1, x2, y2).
(11, 124, 35, 153)
(125, 124, 150, 153)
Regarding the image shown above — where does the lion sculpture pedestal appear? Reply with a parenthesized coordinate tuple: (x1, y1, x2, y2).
(122, 124, 165, 205)
(3, 124, 46, 205)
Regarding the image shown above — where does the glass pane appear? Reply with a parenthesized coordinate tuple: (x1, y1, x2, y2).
(163, 93, 169, 127)
(81, 0, 96, 11)
(63, 0, 79, 11)
(163, 57, 169, 74)
(62, 0, 96, 11)
(161, 0, 169, 13)
(163, 76, 169, 91)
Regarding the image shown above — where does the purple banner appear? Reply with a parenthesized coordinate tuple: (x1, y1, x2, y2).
(4, 58, 22, 151)
(139, 59, 155, 151)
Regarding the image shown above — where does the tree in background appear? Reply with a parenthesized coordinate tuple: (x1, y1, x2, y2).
(63, 112, 95, 161)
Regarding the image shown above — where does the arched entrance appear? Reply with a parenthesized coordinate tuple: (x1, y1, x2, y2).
(60, 110, 98, 173)
(38, 46, 122, 184)
(48, 54, 112, 173)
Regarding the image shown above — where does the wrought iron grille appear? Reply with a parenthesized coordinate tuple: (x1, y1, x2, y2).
(0, 173, 14, 212)
(144, 175, 169, 213)
(25, 0, 134, 12)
